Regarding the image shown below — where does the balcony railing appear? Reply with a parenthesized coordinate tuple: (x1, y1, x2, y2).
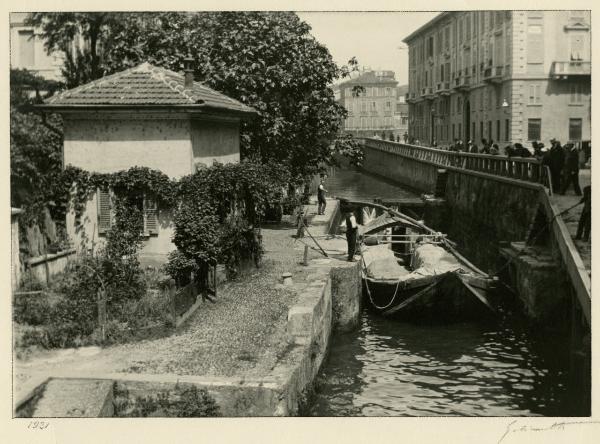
(483, 65, 504, 83)
(551, 61, 591, 78)
(362, 138, 552, 189)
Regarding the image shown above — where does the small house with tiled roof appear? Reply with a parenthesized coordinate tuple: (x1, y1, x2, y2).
(38, 61, 256, 265)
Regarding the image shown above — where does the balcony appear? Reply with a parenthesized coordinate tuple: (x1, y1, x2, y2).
(453, 76, 470, 91)
(438, 81, 451, 96)
(423, 87, 434, 99)
(551, 61, 591, 79)
(483, 65, 504, 84)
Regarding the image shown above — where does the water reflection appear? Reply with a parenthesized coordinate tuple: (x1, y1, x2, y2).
(310, 311, 576, 416)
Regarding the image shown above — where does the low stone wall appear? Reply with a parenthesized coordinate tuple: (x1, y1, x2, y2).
(25, 249, 76, 285)
(362, 142, 438, 192)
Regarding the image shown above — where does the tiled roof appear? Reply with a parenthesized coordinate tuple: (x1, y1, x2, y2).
(42, 62, 256, 115)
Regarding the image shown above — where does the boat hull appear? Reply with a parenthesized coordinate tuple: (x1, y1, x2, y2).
(363, 272, 495, 320)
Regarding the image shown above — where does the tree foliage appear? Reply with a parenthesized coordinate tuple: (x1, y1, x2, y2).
(10, 69, 64, 224)
(27, 11, 360, 180)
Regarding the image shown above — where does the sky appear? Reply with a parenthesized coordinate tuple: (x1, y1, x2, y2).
(298, 12, 439, 86)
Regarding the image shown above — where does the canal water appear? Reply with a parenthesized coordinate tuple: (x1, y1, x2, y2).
(308, 167, 583, 417)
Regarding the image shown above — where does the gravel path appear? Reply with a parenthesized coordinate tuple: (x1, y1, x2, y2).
(15, 210, 331, 385)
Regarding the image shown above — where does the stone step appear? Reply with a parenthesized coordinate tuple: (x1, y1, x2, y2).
(31, 378, 114, 418)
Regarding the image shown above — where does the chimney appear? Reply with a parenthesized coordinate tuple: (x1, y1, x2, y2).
(183, 55, 194, 88)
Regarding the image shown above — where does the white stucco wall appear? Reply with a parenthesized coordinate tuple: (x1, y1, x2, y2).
(64, 116, 194, 179)
(63, 113, 242, 265)
(191, 119, 240, 168)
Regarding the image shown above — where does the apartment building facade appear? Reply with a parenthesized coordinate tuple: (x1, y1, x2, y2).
(338, 70, 408, 140)
(404, 10, 591, 148)
(10, 13, 64, 80)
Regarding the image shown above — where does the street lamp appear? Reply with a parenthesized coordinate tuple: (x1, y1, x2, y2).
(501, 99, 510, 112)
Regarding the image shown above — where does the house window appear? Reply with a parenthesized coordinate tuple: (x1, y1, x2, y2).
(505, 119, 510, 142)
(528, 84, 542, 105)
(385, 101, 391, 111)
(18, 30, 35, 67)
(527, 19, 544, 64)
(458, 123, 462, 138)
(480, 122, 484, 141)
(452, 123, 455, 140)
(496, 120, 501, 141)
(386, 87, 391, 96)
(97, 189, 158, 236)
(427, 36, 434, 57)
(361, 101, 367, 113)
(371, 102, 377, 111)
(570, 83, 584, 104)
(569, 118, 582, 141)
(488, 121, 492, 139)
(570, 34, 585, 61)
(527, 118, 541, 141)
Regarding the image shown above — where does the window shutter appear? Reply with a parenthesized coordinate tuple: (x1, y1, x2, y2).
(144, 194, 158, 235)
(97, 188, 112, 235)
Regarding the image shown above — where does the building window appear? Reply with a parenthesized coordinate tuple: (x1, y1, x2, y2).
(488, 121, 492, 140)
(385, 101, 391, 111)
(527, 19, 544, 64)
(97, 189, 157, 236)
(427, 36, 434, 57)
(528, 84, 542, 105)
(480, 122, 484, 141)
(452, 123, 455, 140)
(505, 119, 510, 142)
(361, 101, 367, 113)
(371, 102, 377, 111)
(18, 30, 35, 67)
(458, 123, 462, 139)
(569, 118, 582, 141)
(527, 118, 541, 141)
(570, 34, 585, 61)
(570, 83, 584, 104)
(496, 120, 500, 141)
(386, 87, 391, 96)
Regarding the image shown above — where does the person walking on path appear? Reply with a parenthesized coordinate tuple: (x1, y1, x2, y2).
(549, 139, 566, 192)
(561, 143, 582, 195)
(317, 176, 328, 215)
(576, 185, 591, 241)
(345, 209, 359, 261)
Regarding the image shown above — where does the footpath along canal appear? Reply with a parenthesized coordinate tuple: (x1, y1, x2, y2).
(308, 167, 586, 417)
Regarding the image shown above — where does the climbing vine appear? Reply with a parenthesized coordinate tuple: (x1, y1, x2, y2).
(54, 165, 179, 223)
(54, 159, 289, 279)
(174, 159, 289, 276)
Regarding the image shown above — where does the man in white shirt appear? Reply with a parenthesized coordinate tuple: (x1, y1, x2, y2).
(345, 210, 359, 261)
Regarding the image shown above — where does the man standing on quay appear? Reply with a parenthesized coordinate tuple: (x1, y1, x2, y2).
(317, 175, 328, 215)
(345, 209, 359, 262)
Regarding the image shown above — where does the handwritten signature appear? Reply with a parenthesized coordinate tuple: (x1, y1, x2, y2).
(498, 419, 600, 444)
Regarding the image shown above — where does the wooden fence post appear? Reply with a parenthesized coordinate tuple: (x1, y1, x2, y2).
(97, 288, 107, 344)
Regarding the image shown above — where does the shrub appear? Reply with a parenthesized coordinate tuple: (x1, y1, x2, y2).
(163, 250, 198, 287)
(116, 385, 221, 417)
(13, 292, 54, 325)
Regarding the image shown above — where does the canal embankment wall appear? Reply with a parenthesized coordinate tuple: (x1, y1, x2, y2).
(361, 139, 590, 327)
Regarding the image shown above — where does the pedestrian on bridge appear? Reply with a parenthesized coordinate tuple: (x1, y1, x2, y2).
(560, 143, 582, 196)
(549, 139, 565, 192)
(575, 185, 591, 241)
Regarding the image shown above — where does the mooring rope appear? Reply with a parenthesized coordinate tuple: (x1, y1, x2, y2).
(358, 241, 405, 311)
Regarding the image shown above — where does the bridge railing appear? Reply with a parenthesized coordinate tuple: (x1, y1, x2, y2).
(363, 138, 552, 191)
